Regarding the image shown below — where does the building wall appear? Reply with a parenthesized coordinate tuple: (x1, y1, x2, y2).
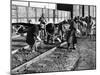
(79, 5, 83, 17)
(73, 5, 96, 18)
(90, 6, 96, 17)
(12, 3, 96, 23)
(73, 5, 79, 18)
(12, 5, 71, 23)
(84, 5, 89, 17)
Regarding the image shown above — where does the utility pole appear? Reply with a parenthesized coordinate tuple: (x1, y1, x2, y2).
(82, 5, 84, 17)
(53, 9, 55, 23)
(26, 1, 30, 22)
(35, 8, 37, 22)
(88, 5, 90, 17)
(16, 5, 18, 23)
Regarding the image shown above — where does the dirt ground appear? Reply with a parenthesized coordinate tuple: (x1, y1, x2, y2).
(11, 37, 96, 74)
(75, 38, 96, 70)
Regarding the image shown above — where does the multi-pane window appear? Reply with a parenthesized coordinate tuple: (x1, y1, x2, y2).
(17, 6, 27, 18)
(12, 5, 72, 23)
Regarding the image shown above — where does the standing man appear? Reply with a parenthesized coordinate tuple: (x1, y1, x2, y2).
(39, 14, 46, 25)
(39, 14, 47, 41)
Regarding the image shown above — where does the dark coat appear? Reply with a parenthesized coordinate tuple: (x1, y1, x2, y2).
(66, 21, 77, 44)
(26, 25, 39, 45)
(46, 23, 55, 35)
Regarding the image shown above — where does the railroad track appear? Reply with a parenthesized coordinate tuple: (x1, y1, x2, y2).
(11, 42, 67, 74)
(11, 41, 40, 54)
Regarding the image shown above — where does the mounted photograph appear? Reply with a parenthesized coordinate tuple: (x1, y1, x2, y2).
(11, 0, 96, 74)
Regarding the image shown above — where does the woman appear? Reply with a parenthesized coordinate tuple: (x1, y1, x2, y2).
(66, 19, 77, 51)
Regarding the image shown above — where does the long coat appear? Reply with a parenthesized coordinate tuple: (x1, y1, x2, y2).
(26, 25, 39, 45)
(66, 21, 77, 44)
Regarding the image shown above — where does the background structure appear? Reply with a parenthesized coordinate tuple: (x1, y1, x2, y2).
(12, 0, 96, 23)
